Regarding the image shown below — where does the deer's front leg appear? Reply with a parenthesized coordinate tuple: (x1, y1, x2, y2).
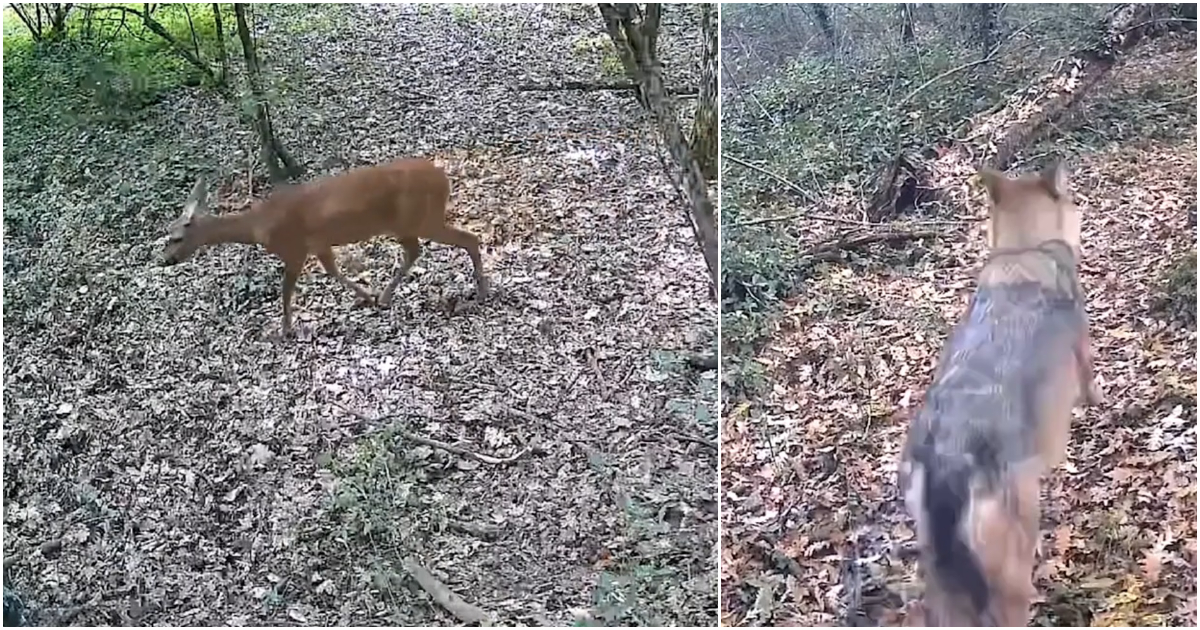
(279, 262, 301, 339)
(316, 247, 376, 306)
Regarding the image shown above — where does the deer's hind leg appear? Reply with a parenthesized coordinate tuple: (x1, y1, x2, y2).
(425, 225, 489, 298)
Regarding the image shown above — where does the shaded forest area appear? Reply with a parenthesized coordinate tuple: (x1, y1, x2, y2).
(3, 3, 718, 626)
(720, 3, 1195, 627)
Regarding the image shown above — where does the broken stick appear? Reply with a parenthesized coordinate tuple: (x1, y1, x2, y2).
(403, 556, 495, 626)
(334, 402, 528, 465)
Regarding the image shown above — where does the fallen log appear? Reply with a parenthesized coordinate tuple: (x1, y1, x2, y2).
(518, 80, 698, 97)
(867, 3, 1169, 222)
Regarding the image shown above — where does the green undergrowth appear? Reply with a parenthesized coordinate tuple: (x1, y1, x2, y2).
(1154, 248, 1197, 327)
(3, 4, 236, 128)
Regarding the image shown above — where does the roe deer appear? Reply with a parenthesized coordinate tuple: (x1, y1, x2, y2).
(898, 162, 1101, 626)
(159, 158, 489, 337)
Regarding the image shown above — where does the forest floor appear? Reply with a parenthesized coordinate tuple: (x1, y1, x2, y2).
(3, 4, 716, 626)
(720, 35, 1196, 627)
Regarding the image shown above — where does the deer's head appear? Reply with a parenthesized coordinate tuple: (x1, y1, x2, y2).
(161, 176, 211, 266)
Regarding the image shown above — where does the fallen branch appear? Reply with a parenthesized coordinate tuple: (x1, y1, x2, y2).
(867, 4, 1167, 221)
(446, 518, 502, 540)
(731, 211, 976, 229)
(684, 352, 717, 370)
(402, 557, 495, 625)
(674, 431, 717, 450)
(725, 154, 819, 203)
(518, 80, 697, 96)
(334, 402, 528, 465)
(802, 229, 942, 263)
(498, 403, 544, 425)
(731, 210, 862, 228)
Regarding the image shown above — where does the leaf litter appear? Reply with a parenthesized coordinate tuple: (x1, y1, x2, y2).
(3, 4, 716, 626)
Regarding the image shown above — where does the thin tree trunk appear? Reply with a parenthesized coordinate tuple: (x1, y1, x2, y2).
(692, 3, 717, 180)
(971, 3, 1001, 52)
(900, 3, 916, 44)
(233, 4, 302, 183)
(212, 3, 228, 84)
(183, 4, 201, 60)
(809, 3, 836, 53)
(599, 3, 718, 292)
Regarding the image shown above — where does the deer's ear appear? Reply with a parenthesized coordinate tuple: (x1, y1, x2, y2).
(978, 167, 1007, 204)
(1040, 161, 1070, 199)
(182, 175, 209, 221)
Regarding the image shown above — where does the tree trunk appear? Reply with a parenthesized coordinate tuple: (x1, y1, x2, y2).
(598, 3, 718, 293)
(48, 3, 72, 40)
(212, 3, 228, 84)
(809, 3, 836, 53)
(692, 3, 717, 181)
(967, 3, 1002, 52)
(233, 4, 302, 183)
(899, 3, 916, 45)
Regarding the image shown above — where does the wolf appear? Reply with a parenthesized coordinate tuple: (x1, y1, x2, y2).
(899, 162, 1102, 626)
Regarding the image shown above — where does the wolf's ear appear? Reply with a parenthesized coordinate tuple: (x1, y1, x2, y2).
(1040, 161, 1070, 199)
(978, 167, 1007, 204)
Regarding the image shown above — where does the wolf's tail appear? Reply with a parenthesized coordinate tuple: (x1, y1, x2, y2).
(922, 461, 993, 622)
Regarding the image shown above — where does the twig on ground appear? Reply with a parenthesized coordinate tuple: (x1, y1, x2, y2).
(674, 431, 717, 450)
(334, 402, 528, 465)
(732, 211, 973, 230)
(498, 403, 542, 425)
(446, 518, 502, 540)
(730, 210, 865, 228)
(724, 155, 820, 204)
(402, 556, 495, 626)
(517, 80, 697, 96)
(684, 352, 717, 370)
(600, 363, 635, 403)
(802, 230, 942, 263)
(587, 349, 608, 400)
